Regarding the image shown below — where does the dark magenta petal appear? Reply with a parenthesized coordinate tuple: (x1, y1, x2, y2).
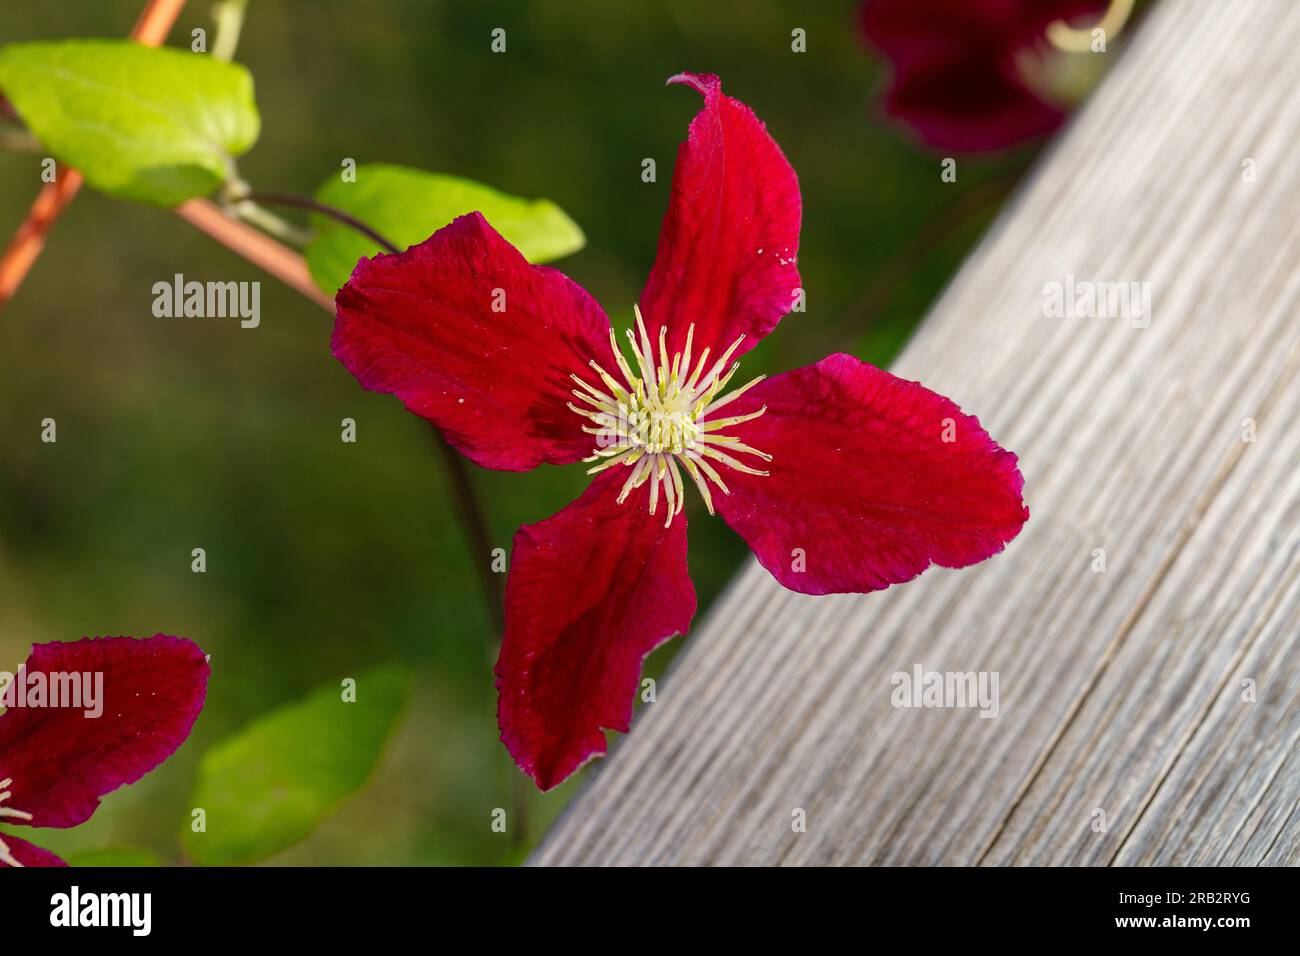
(333, 212, 615, 472)
(0, 834, 67, 867)
(881, 52, 1066, 154)
(0, 635, 209, 828)
(639, 73, 802, 361)
(864, 0, 1035, 65)
(496, 470, 696, 790)
(861, 0, 1107, 152)
(714, 354, 1028, 594)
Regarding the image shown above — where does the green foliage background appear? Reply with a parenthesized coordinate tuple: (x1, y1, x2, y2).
(0, 0, 1027, 865)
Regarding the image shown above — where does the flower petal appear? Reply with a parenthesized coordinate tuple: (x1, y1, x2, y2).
(881, 53, 1065, 153)
(0, 635, 209, 828)
(865, 0, 1022, 64)
(333, 212, 614, 471)
(639, 73, 802, 361)
(861, 0, 1107, 152)
(712, 354, 1028, 595)
(0, 834, 67, 867)
(862, 0, 1106, 67)
(496, 469, 696, 790)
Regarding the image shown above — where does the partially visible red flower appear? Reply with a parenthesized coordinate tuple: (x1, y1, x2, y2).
(333, 73, 1029, 790)
(860, 0, 1115, 152)
(0, 635, 209, 867)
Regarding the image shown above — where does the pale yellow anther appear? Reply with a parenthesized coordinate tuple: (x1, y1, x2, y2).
(0, 777, 34, 868)
(570, 310, 770, 526)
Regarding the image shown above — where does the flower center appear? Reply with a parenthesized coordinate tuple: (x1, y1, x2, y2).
(0, 777, 34, 868)
(568, 305, 771, 527)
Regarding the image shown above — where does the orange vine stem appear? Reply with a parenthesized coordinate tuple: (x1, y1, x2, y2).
(0, 0, 187, 310)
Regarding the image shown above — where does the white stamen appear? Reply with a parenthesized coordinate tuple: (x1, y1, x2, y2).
(571, 306, 770, 526)
(0, 778, 34, 868)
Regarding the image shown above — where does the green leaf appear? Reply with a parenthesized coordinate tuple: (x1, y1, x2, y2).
(0, 39, 260, 206)
(305, 163, 585, 293)
(65, 847, 163, 867)
(183, 666, 409, 866)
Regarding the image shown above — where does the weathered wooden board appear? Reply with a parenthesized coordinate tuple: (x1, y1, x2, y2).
(532, 0, 1300, 866)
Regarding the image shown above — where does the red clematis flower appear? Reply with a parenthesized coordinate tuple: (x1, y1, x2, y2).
(860, 0, 1116, 153)
(0, 635, 209, 867)
(333, 73, 1028, 790)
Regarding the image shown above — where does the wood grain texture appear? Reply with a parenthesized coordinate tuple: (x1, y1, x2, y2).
(532, 0, 1300, 866)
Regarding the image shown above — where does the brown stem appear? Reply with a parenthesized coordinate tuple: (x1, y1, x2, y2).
(243, 191, 401, 254)
(174, 198, 334, 309)
(433, 428, 505, 631)
(0, 168, 84, 308)
(130, 0, 187, 44)
(0, 0, 503, 641)
(176, 199, 504, 633)
(0, 0, 186, 310)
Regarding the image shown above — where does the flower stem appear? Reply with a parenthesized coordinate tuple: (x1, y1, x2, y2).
(0, 0, 503, 642)
(174, 197, 505, 632)
(210, 0, 250, 62)
(242, 191, 401, 255)
(230, 198, 316, 246)
(0, 0, 186, 310)
(224, 195, 503, 627)
(174, 198, 332, 306)
(130, 0, 187, 44)
(435, 428, 505, 632)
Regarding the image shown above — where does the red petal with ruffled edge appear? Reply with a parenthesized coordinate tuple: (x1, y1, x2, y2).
(333, 212, 615, 472)
(713, 354, 1028, 595)
(0, 635, 209, 828)
(860, 0, 1107, 153)
(639, 73, 802, 361)
(496, 470, 696, 790)
(0, 835, 67, 867)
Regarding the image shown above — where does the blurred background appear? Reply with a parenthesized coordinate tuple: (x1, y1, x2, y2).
(0, 0, 1044, 864)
